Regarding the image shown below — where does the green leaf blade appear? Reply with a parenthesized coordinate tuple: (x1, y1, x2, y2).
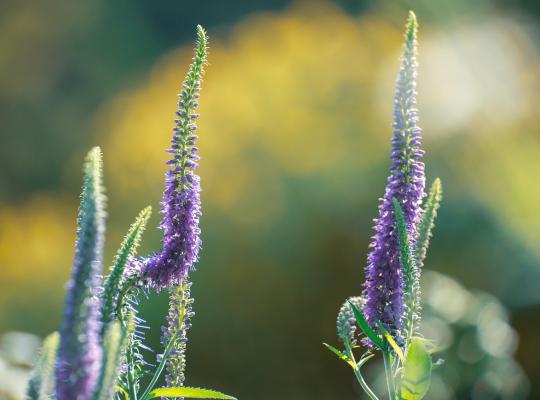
(323, 343, 354, 367)
(376, 322, 404, 362)
(401, 338, 432, 400)
(150, 387, 237, 399)
(349, 302, 384, 350)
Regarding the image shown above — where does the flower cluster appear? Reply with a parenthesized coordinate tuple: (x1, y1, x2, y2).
(142, 25, 207, 290)
(28, 26, 235, 400)
(362, 11, 425, 337)
(328, 12, 443, 400)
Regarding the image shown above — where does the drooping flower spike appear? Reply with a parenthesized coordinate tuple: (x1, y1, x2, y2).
(55, 147, 106, 400)
(362, 11, 426, 338)
(142, 25, 208, 290)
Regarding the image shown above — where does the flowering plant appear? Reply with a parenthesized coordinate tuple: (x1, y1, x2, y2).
(324, 11, 443, 400)
(26, 26, 236, 400)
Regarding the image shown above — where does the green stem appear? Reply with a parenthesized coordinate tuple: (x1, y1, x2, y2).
(116, 276, 142, 325)
(126, 342, 138, 400)
(139, 332, 179, 400)
(344, 342, 379, 400)
(383, 350, 396, 400)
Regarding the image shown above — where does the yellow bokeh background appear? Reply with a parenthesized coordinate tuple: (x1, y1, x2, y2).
(2, 1, 540, 398)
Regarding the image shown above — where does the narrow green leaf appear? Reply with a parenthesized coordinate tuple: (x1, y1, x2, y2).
(376, 322, 404, 362)
(323, 343, 354, 367)
(100, 206, 152, 336)
(349, 302, 384, 350)
(357, 352, 375, 369)
(26, 332, 59, 400)
(94, 322, 127, 400)
(415, 178, 442, 267)
(401, 338, 432, 400)
(150, 387, 237, 399)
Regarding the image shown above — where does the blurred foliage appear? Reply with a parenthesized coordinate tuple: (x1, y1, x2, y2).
(1, 0, 540, 399)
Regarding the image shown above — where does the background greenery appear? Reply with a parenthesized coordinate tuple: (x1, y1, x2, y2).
(1, 0, 540, 398)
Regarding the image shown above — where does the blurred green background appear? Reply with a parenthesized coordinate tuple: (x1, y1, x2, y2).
(1, 0, 540, 399)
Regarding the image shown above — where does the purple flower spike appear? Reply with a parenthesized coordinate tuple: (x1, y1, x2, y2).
(143, 26, 207, 290)
(362, 12, 425, 338)
(56, 147, 105, 400)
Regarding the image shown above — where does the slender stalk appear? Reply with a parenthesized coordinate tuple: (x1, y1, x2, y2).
(344, 342, 379, 400)
(139, 332, 179, 400)
(126, 344, 138, 400)
(383, 350, 396, 400)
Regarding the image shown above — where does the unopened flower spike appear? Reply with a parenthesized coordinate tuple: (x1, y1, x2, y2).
(141, 24, 207, 290)
(362, 10, 425, 340)
(56, 147, 106, 400)
(161, 278, 195, 388)
(337, 296, 365, 346)
(415, 178, 442, 268)
(393, 197, 421, 345)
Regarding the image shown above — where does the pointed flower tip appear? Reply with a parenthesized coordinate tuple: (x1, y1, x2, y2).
(196, 24, 208, 55)
(196, 24, 206, 40)
(86, 146, 102, 164)
(405, 10, 418, 43)
(84, 147, 104, 184)
(141, 205, 153, 218)
(431, 178, 443, 202)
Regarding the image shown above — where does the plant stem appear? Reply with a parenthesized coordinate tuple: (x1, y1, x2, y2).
(383, 350, 396, 400)
(126, 343, 138, 400)
(139, 332, 179, 400)
(344, 342, 379, 400)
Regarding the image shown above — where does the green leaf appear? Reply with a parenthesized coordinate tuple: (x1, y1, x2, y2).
(415, 178, 442, 267)
(401, 338, 432, 400)
(94, 322, 128, 400)
(26, 332, 59, 400)
(150, 387, 237, 399)
(349, 302, 384, 350)
(100, 206, 152, 335)
(376, 322, 404, 362)
(323, 343, 354, 367)
(357, 352, 375, 369)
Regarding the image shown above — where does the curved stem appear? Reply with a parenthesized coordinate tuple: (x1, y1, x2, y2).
(344, 342, 379, 400)
(116, 276, 144, 325)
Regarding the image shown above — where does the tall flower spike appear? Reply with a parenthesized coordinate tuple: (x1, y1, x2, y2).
(362, 11, 425, 338)
(143, 25, 207, 289)
(56, 147, 106, 400)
